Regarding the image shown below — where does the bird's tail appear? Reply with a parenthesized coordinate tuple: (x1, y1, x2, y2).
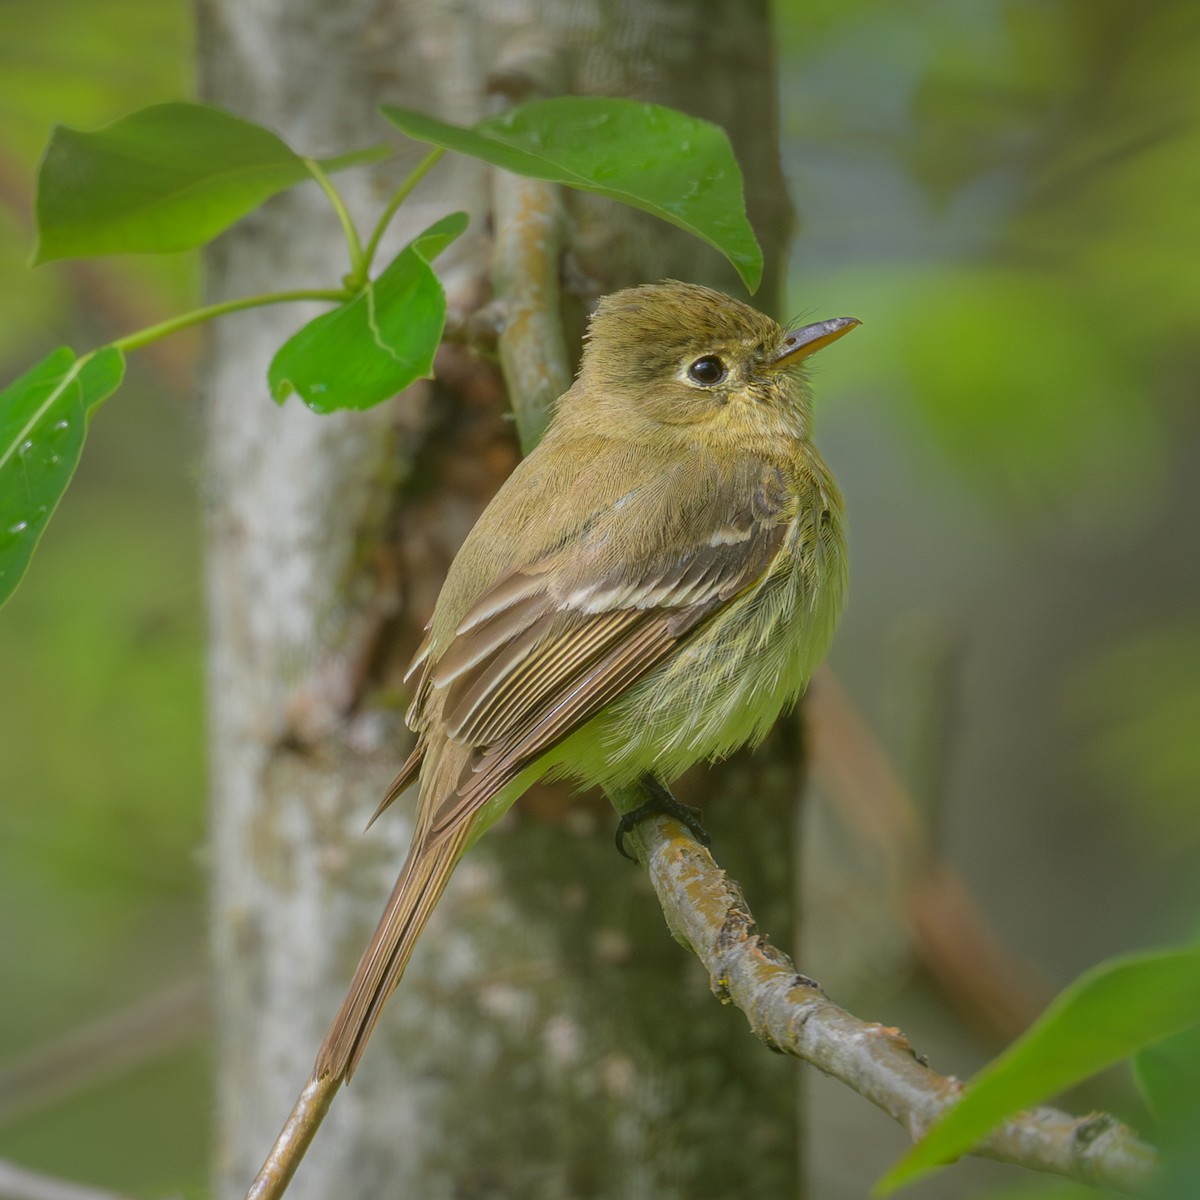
(315, 822, 470, 1082)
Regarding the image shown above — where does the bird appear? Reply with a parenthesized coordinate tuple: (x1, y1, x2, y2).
(316, 280, 857, 1082)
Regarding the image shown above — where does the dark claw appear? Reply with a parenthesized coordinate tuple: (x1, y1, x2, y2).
(614, 776, 711, 861)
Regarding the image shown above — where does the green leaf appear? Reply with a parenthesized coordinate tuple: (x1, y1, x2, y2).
(0, 346, 125, 607)
(1135, 1025, 1200, 1125)
(1135, 1026, 1200, 1199)
(35, 102, 391, 261)
(268, 211, 468, 413)
(875, 943, 1200, 1194)
(382, 97, 763, 292)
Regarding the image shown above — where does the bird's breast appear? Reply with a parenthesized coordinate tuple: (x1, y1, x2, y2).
(560, 497, 847, 790)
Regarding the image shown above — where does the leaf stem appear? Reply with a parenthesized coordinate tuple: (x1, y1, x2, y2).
(304, 158, 366, 278)
(111, 289, 350, 355)
(358, 147, 446, 282)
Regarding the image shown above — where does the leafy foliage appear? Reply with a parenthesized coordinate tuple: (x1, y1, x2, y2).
(0, 95, 765, 608)
(269, 212, 468, 412)
(1136, 1026, 1200, 1199)
(35, 102, 389, 261)
(382, 98, 763, 291)
(0, 347, 124, 602)
(877, 944, 1200, 1192)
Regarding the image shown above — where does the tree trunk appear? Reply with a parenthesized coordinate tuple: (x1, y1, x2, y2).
(198, 2, 799, 1196)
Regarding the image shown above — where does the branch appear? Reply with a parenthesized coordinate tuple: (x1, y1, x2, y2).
(244, 796, 1158, 1200)
(487, 45, 572, 452)
(244, 1073, 336, 1200)
(625, 812, 1158, 1195)
(490, 168, 571, 451)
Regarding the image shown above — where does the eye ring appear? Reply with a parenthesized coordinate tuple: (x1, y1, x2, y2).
(687, 355, 727, 386)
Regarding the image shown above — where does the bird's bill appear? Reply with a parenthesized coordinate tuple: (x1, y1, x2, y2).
(770, 317, 861, 368)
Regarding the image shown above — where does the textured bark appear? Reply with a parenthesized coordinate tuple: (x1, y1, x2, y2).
(199, 2, 797, 1196)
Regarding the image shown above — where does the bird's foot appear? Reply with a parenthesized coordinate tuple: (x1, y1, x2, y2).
(614, 776, 711, 861)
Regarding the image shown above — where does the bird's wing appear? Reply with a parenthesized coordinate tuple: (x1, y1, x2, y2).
(416, 458, 795, 836)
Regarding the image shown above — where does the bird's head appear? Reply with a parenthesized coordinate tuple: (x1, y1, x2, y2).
(569, 280, 859, 446)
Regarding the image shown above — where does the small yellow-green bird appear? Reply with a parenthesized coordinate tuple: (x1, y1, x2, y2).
(317, 280, 857, 1081)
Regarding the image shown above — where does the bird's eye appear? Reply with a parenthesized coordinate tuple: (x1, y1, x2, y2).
(687, 355, 726, 386)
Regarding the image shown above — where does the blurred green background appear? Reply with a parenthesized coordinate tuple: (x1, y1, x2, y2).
(1, 0, 1197, 1196)
(0, 2, 208, 1196)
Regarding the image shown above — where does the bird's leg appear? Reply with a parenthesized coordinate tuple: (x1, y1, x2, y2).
(614, 775, 711, 861)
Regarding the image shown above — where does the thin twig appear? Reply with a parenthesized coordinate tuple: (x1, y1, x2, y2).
(626, 813, 1158, 1195)
(244, 1072, 338, 1200)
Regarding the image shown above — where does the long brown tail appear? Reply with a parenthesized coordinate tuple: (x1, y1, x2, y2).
(315, 822, 470, 1082)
